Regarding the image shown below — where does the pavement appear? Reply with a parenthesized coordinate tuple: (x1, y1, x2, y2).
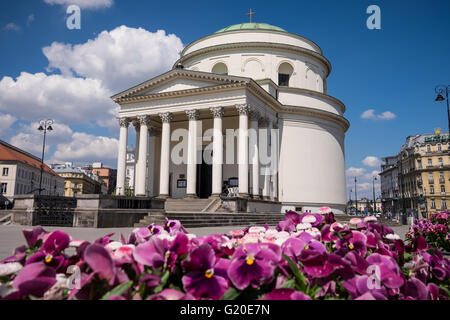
(0, 223, 412, 260)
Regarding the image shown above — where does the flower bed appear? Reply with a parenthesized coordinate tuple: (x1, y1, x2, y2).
(406, 212, 450, 253)
(0, 208, 449, 300)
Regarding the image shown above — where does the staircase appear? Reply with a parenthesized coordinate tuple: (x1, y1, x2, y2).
(165, 198, 215, 212)
(0, 213, 13, 226)
(134, 212, 285, 228)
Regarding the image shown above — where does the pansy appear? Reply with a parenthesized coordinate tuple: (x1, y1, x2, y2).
(182, 244, 230, 299)
(261, 289, 312, 300)
(228, 243, 281, 290)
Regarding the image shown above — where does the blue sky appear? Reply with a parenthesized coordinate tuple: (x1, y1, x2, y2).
(0, 0, 449, 198)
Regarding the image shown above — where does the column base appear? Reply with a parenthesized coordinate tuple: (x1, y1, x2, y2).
(159, 194, 169, 199)
(239, 193, 249, 199)
(262, 196, 271, 201)
(185, 194, 198, 199)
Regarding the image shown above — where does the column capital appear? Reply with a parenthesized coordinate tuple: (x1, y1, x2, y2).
(132, 119, 140, 131)
(249, 110, 260, 122)
(137, 115, 151, 126)
(185, 109, 200, 121)
(118, 117, 130, 128)
(159, 112, 173, 123)
(235, 103, 250, 115)
(210, 107, 224, 118)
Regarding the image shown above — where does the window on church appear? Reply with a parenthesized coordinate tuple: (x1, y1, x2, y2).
(278, 62, 293, 87)
(211, 63, 228, 75)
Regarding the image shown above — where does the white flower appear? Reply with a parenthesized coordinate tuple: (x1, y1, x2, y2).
(186, 234, 197, 240)
(249, 226, 266, 234)
(69, 239, 85, 248)
(385, 234, 400, 240)
(296, 223, 312, 231)
(106, 241, 123, 251)
(264, 229, 279, 237)
(349, 218, 362, 225)
(275, 231, 290, 239)
(330, 222, 343, 232)
(302, 215, 317, 224)
(157, 234, 175, 242)
(0, 262, 23, 277)
(364, 216, 377, 222)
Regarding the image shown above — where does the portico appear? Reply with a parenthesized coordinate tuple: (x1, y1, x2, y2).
(114, 81, 279, 201)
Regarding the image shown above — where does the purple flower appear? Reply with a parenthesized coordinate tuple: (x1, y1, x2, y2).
(148, 289, 194, 300)
(227, 243, 281, 290)
(133, 233, 188, 271)
(12, 262, 56, 298)
(22, 227, 47, 248)
(402, 277, 428, 300)
(84, 243, 116, 285)
(261, 289, 311, 300)
(336, 231, 367, 257)
(181, 244, 229, 299)
(41, 230, 70, 256)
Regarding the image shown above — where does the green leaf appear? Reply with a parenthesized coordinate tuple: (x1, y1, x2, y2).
(308, 285, 322, 298)
(439, 285, 450, 297)
(101, 281, 133, 300)
(282, 253, 307, 291)
(153, 271, 170, 294)
(220, 287, 241, 300)
(279, 279, 296, 289)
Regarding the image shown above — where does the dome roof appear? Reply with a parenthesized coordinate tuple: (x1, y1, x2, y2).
(215, 23, 286, 34)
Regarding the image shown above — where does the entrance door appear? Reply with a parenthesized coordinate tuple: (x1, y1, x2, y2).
(196, 161, 212, 199)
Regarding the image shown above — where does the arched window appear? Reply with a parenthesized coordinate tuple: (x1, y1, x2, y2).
(212, 63, 228, 75)
(278, 62, 293, 86)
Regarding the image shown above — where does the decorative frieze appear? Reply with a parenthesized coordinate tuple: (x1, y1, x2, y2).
(159, 112, 174, 123)
(118, 117, 130, 128)
(210, 107, 224, 118)
(185, 109, 200, 121)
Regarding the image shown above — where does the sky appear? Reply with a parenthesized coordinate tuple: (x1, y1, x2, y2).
(0, 0, 449, 199)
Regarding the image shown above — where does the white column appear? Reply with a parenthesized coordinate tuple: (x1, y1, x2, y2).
(272, 122, 279, 201)
(136, 115, 149, 196)
(159, 112, 173, 198)
(236, 104, 250, 197)
(186, 109, 200, 198)
(260, 117, 271, 200)
(249, 110, 260, 198)
(147, 128, 160, 197)
(116, 117, 129, 196)
(132, 119, 140, 195)
(211, 107, 224, 196)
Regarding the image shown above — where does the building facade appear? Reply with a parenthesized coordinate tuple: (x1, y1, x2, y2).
(83, 162, 117, 194)
(125, 146, 136, 194)
(0, 140, 64, 200)
(112, 23, 349, 213)
(51, 162, 106, 197)
(380, 156, 399, 213)
(380, 131, 449, 215)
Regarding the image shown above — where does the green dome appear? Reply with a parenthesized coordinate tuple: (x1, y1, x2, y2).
(215, 23, 286, 34)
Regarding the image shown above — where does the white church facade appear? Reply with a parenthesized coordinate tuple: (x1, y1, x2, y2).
(112, 23, 349, 213)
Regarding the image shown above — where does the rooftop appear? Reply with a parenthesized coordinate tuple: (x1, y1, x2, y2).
(0, 139, 57, 176)
(215, 23, 286, 34)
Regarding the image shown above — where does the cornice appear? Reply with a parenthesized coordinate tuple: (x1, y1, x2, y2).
(176, 42, 332, 77)
(280, 105, 350, 132)
(278, 86, 346, 114)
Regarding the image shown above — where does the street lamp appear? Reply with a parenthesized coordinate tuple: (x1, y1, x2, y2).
(372, 176, 378, 213)
(435, 85, 450, 134)
(37, 120, 53, 195)
(354, 177, 358, 214)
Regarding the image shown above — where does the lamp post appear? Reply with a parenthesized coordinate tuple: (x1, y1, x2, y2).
(37, 120, 53, 195)
(372, 176, 377, 214)
(435, 85, 450, 134)
(354, 177, 358, 214)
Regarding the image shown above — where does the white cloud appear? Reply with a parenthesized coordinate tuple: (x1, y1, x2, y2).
(361, 109, 396, 120)
(346, 167, 366, 177)
(9, 122, 73, 156)
(362, 156, 381, 168)
(0, 113, 17, 135)
(52, 132, 118, 163)
(0, 72, 116, 127)
(43, 25, 184, 92)
(3, 23, 21, 32)
(43, 0, 113, 9)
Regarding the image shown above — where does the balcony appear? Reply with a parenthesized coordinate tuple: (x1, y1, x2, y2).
(429, 180, 435, 184)
(440, 178, 445, 184)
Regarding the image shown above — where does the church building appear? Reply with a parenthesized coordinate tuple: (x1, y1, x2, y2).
(112, 22, 349, 214)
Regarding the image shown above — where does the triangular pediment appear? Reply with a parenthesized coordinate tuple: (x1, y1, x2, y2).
(111, 69, 250, 102)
